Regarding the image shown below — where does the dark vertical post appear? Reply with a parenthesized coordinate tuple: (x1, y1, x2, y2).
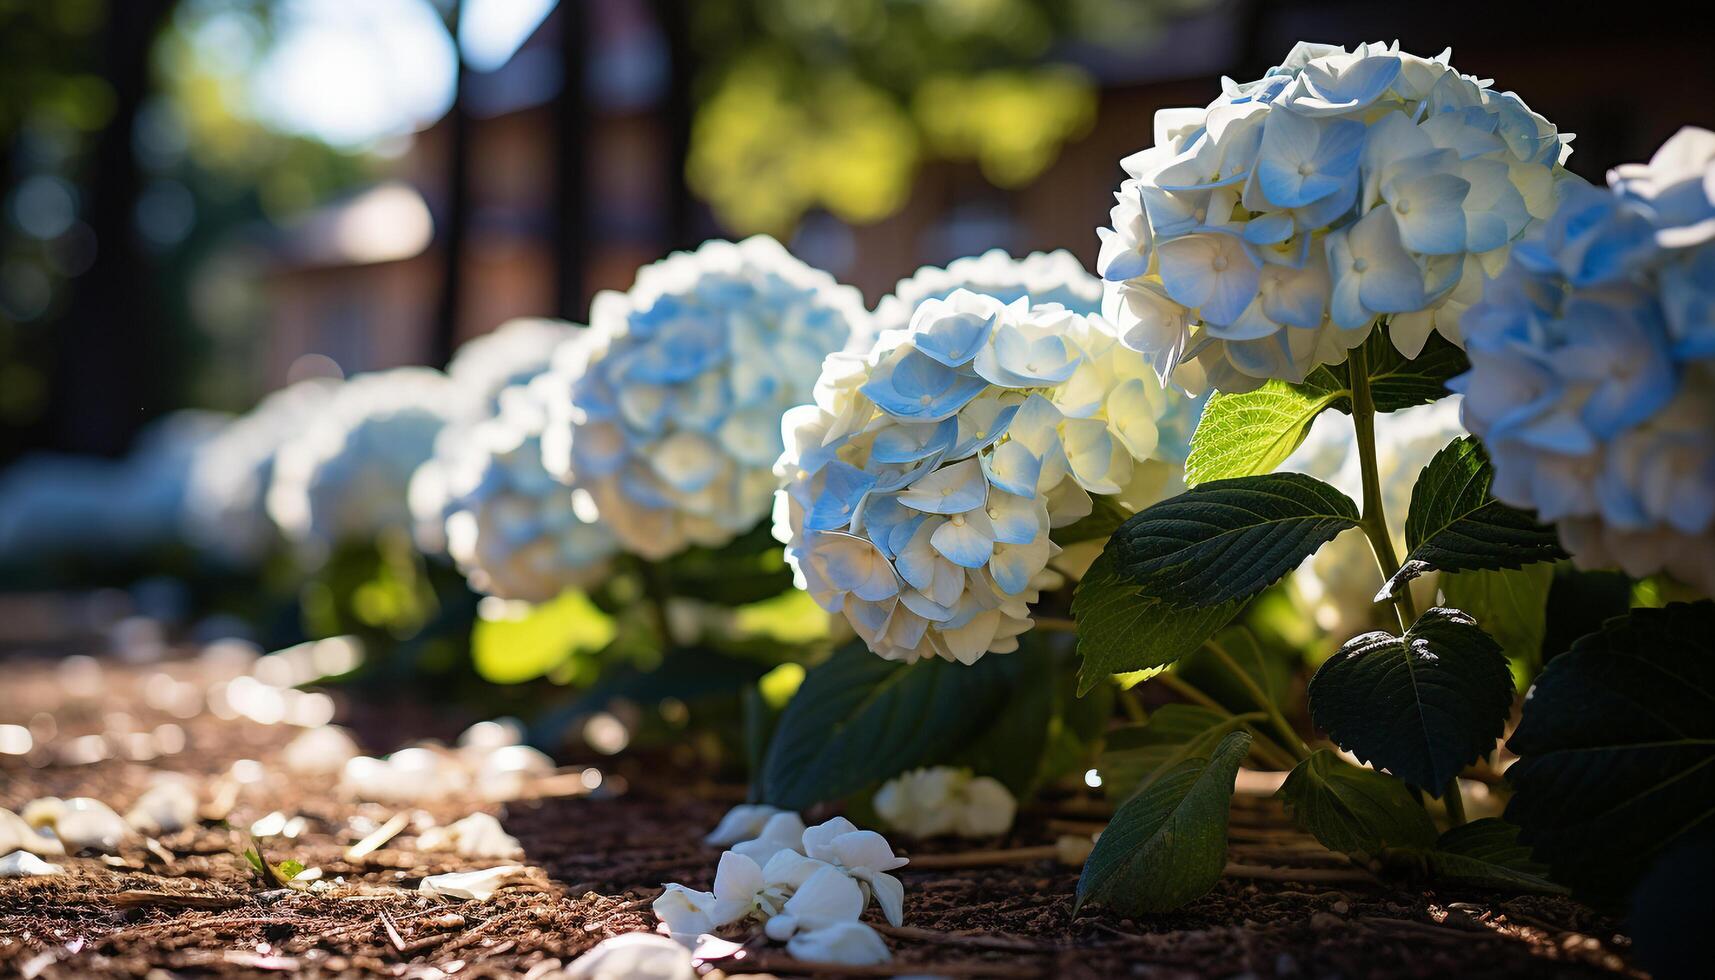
(51, 0, 176, 454)
(651, 0, 697, 252)
(552, 1, 590, 320)
(432, 0, 471, 367)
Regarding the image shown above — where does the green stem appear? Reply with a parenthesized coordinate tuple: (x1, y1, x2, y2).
(1348, 341, 1418, 631)
(1118, 687, 1148, 724)
(1442, 779, 1468, 827)
(641, 560, 678, 652)
(1034, 615, 1078, 632)
(1204, 638, 1312, 761)
(1157, 673, 1299, 770)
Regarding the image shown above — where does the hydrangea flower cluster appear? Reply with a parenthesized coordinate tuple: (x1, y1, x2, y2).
(871, 249, 1206, 465)
(1098, 41, 1573, 394)
(776, 289, 1187, 664)
(541, 236, 869, 560)
(1453, 127, 1715, 595)
(873, 249, 1104, 332)
(182, 379, 340, 566)
(1280, 397, 1467, 636)
(873, 766, 1017, 838)
(267, 368, 474, 559)
(655, 806, 905, 966)
(445, 317, 580, 415)
(431, 378, 616, 602)
(412, 320, 580, 555)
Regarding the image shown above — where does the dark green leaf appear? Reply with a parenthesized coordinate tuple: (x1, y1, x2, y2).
(1051, 494, 1133, 546)
(1111, 473, 1360, 607)
(1278, 750, 1437, 855)
(1308, 607, 1513, 794)
(1382, 437, 1566, 596)
(1185, 380, 1347, 486)
(662, 522, 797, 606)
(533, 647, 772, 746)
(1505, 602, 1715, 899)
(1334, 329, 1470, 413)
(1440, 564, 1552, 672)
(758, 643, 1017, 809)
(1099, 704, 1253, 803)
(1422, 818, 1566, 894)
(955, 648, 1055, 796)
(1076, 730, 1251, 914)
(1071, 547, 1241, 694)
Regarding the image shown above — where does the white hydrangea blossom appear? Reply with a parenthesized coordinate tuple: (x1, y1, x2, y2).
(775, 289, 1190, 664)
(873, 766, 1017, 838)
(1280, 398, 1467, 636)
(1453, 127, 1715, 595)
(424, 377, 615, 602)
(653, 814, 901, 966)
(267, 368, 474, 560)
(872, 249, 1206, 464)
(182, 379, 340, 566)
(446, 317, 581, 415)
(541, 236, 869, 561)
(1098, 41, 1573, 395)
(413, 320, 580, 554)
(873, 249, 1105, 333)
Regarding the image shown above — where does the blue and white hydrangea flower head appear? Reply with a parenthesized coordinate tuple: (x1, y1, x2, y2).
(446, 317, 581, 415)
(873, 249, 1104, 333)
(182, 378, 340, 566)
(433, 377, 617, 602)
(267, 367, 475, 561)
(775, 290, 1190, 664)
(1098, 41, 1574, 395)
(541, 236, 869, 561)
(1453, 126, 1715, 595)
(412, 319, 581, 555)
(1281, 396, 1467, 636)
(874, 249, 1205, 465)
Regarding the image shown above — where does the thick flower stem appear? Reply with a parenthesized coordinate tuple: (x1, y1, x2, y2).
(641, 560, 677, 652)
(1157, 673, 1300, 770)
(1348, 341, 1419, 632)
(1204, 638, 1312, 762)
(1442, 779, 1468, 826)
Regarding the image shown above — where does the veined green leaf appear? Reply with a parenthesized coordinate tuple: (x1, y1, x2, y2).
(1278, 750, 1437, 855)
(1071, 548, 1241, 694)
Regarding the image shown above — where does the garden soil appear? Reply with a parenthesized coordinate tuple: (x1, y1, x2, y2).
(0, 655, 1638, 979)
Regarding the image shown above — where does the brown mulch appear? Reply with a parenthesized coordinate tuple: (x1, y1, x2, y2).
(0, 655, 1639, 979)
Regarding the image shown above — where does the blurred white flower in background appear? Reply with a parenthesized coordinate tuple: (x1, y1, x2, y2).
(776, 289, 1195, 664)
(541, 236, 870, 561)
(182, 378, 340, 566)
(873, 766, 1017, 838)
(445, 317, 581, 415)
(1098, 41, 1573, 394)
(0, 410, 230, 569)
(1279, 397, 1467, 636)
(1454, 126, 1715, 595)
(267, 367, 474, 561)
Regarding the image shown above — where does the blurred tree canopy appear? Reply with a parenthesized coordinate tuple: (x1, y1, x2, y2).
(685, 0, 1209, 235)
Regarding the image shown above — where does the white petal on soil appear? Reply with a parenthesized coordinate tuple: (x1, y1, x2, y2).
(0, 851, 64, 878)
(418, 865, 526, 900)
(0, 809, 63, 857)
(40, 798, 130, 853)
(702, 803, 787, 847)
(785, 920, 893, 965)
(415, 812, 524, 859)
(562, 932, 696, 980)
(126, 774, 200, 835)
(281, 726, 360, 776)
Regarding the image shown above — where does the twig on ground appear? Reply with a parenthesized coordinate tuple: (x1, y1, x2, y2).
(346, 813, 410, 861)
(1223, 862, 1380, 885)
(108, 891, 243, 910)
(903, 845, 1060, 869)
(379, 910, 407, 952)
(872, 922, 1058, 953)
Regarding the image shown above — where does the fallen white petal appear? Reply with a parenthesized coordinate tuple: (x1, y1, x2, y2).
(702, 804, 786, 847)
(281, 726, 360, 776)
(0, 851, 64, 878)
(126, 775, 200, 835)
(416, 813, 523, 859)
(786, 920, 892, 965)
(563, 932, 695, 980)
(418, 865, 525, 900)
(0, 809, 63, 857)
